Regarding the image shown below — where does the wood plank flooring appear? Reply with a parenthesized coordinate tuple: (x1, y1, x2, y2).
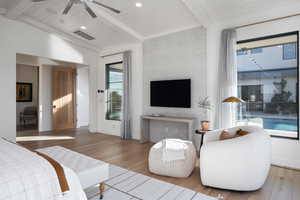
(17, 127, 300, 200)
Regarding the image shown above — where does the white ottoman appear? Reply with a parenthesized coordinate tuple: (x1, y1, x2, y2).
(37, 146, 109, 199)
(148, 139, 196, 178)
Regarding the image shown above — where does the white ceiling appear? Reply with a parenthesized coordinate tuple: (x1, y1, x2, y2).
(96, 0, 199, 37)
(1, 0, 300, 49)
(195, 0, 300, 26)
(0, 0, 20, 11)
(23, 0, 140, 48)
(218, 0, 300, 20)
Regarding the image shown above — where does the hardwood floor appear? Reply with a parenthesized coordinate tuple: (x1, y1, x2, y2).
(17, 127, 300, 200)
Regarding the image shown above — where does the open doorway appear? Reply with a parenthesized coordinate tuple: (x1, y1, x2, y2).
(16, 53, 89, 138)
(16, 64, 39, 134)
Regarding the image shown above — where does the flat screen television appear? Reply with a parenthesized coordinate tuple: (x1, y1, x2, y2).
(150, 79, 191, 108)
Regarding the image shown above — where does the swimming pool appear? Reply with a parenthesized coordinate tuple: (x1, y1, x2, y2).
(263, 118, 298, 132)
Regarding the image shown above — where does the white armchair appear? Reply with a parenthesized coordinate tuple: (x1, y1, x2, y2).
(200, 126, 271, 191)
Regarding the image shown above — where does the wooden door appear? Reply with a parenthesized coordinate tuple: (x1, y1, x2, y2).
(52, 67, 76, 130)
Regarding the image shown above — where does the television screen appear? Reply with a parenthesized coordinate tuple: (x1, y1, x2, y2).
(150, 79, 191, 108)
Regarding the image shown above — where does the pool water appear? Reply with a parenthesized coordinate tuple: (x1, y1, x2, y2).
(263, 118, 298, 132)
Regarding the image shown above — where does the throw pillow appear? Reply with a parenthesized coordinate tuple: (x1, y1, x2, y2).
(219, 130, 236, 140)
(236, 129, 249, 136)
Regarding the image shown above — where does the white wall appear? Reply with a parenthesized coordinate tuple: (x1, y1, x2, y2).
(143, 27, 207, 141)
(39, 65, 52, 132)
(77, 67, 90, 127)
(16, 54, 39, 66)
(16, 64, 38, 126)
(0, 16, 99, 141)
(236, 16, 300, 169)
(98, 44, 143, 140)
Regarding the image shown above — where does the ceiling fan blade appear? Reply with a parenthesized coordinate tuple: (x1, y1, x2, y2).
(62, 0, 74, 15)
(32, 0, 47, 2)
(84, 2, 97, 18)
(92, 1, 121, 14)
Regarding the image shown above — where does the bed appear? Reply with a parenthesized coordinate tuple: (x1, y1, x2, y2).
(0, 138, 87, 200)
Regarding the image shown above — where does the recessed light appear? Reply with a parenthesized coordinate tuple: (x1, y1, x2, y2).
(80, 26, 87, 30)
(135, 2, 143, 8)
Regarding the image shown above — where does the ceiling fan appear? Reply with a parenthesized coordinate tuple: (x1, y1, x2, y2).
(32, 0, 121, 18)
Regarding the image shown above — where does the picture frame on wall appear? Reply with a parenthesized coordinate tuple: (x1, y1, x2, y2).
(16, 82, 32, 102)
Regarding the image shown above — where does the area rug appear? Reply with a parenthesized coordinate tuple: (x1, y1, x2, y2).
(85, 165, 218, 200)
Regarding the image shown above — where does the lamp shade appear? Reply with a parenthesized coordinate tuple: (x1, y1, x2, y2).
(222, 96, 245, 103)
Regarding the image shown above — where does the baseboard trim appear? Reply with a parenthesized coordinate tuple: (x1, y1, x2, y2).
(272, 164, 300, 172)
(272, 156, 300, 170)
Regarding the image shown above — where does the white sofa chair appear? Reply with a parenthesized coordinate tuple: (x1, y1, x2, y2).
(200, 126, 271, 191)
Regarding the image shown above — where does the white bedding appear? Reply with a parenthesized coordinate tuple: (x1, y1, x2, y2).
(0, 138, 87, 200)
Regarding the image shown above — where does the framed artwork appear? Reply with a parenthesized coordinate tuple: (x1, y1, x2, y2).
(16, 82, 32, 102)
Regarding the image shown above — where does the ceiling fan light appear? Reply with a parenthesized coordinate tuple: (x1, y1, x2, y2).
(80, 26, 87, 30)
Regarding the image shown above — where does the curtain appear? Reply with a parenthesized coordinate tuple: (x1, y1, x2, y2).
(215, 29, 238, 129)
(121, 51, 132, 140)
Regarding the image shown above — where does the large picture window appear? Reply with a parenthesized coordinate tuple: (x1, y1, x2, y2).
(105, 62, 123, 121)
(237, 32, 299, 139)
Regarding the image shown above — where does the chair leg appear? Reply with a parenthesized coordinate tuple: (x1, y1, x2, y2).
(99, 183, 105, 199)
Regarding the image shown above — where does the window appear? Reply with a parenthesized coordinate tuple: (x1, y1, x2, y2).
(237, 32, 299, 139)
(237, 50, 248, 56)
(250, 48, 263, 54)
(283, 43, 297, 60)
(105, 62, 123, 121)
(239, 85, 263, 112)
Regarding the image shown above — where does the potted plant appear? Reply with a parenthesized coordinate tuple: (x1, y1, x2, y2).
(198, 96, 213, 131)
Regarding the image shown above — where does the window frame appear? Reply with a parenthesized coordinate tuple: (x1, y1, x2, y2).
(105, 61, 123, 121)
(237, 31, 299, 140)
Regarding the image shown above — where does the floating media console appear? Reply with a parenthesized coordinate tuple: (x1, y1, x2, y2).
(140, 115, 196, 143)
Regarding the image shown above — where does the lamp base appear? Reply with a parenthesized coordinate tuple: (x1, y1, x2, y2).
(200, 120, 210, 131)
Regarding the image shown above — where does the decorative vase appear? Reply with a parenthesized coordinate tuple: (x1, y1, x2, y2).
(201, 120, 210, 131)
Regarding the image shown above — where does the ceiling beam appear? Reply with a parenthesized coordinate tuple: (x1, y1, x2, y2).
(6, 0, 33, 19)
(181, 0, 216, 27)
(144, 25, 201, 40)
